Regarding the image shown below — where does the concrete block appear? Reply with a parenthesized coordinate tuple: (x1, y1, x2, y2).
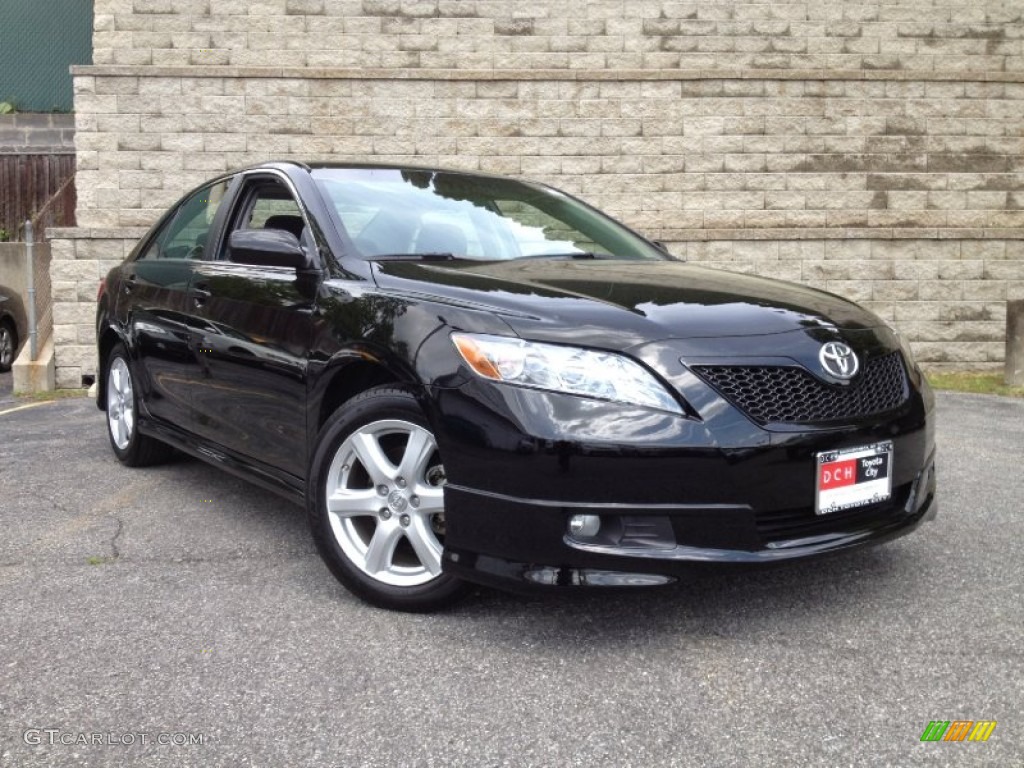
(12, 337, 56, 394)
(874, 281, 922, 301)
(55, 365, 82, 390)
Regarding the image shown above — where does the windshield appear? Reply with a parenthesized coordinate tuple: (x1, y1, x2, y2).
(312, 168, 668, 262)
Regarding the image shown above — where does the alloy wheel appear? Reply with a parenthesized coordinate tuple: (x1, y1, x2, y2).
(324, 419, 446, 587)
(107, 357, 135, 450)
(0, 326, 12, 368)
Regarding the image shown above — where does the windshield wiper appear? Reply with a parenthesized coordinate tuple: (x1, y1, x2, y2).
(518, 251, 613, 260)
(370, 252, 457, 261)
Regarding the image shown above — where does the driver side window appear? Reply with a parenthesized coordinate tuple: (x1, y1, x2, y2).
(141, 180, 230, 260)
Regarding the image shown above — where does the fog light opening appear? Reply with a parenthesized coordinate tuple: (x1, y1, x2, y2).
(568, 513, 601, 538)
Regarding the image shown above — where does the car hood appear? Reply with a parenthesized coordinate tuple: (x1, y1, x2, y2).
(372, 258, 884, 350)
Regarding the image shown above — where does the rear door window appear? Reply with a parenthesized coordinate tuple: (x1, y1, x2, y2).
(141, 180, 230, 261)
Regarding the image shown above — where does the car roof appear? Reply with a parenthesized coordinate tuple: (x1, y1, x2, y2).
(245, 160, 525, 185)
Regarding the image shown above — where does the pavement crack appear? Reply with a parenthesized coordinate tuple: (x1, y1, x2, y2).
(108, 515, 124, 561)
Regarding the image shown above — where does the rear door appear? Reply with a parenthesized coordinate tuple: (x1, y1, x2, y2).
(188, 172, 319, 480)
(118, 179, 232, 429)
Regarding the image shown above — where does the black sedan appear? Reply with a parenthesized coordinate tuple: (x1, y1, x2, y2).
(95, 162, 937, 611)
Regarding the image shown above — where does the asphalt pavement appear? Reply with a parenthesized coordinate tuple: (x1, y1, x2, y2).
(0, 391, 1021, 767)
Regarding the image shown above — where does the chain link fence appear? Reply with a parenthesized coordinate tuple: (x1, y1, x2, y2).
(0, 233, 50, 363)
(0, 0, 92, 112)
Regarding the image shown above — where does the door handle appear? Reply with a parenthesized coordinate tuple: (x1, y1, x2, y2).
(190, 281, 211, 307)
(123, 274, 137, 294)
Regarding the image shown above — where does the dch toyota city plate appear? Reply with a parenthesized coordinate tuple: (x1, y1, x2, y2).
(816, 441, 894, 515)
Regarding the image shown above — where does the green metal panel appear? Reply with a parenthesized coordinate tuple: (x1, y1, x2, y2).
(0, 0, 93, 112)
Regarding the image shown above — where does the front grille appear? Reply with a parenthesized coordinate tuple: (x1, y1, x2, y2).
(691, 352, 908, 425)
(756, 482, 913, 543)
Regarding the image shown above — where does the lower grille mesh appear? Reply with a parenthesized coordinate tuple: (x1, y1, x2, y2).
(756, 483, 913, 543)
(692, 352, 908, 425)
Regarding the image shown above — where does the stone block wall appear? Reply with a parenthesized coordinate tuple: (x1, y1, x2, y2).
(0, 114, 76, 153)
(91, 0, 1023, 72)
(50, 0, 1024, 386)
(71, 72, 1024, 233)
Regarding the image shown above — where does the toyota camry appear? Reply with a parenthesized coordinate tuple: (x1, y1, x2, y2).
(95, 162, 937, 611)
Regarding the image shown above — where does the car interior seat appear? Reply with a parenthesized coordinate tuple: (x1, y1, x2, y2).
(263, 214, 306, 240)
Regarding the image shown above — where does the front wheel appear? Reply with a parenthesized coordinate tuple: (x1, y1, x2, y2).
(308, 386, 470, 612)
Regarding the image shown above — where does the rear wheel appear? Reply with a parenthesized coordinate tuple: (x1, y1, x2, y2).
(308, 386, 470, 612)
(105, 343, 175, 466)
(0, 320, 17, 372)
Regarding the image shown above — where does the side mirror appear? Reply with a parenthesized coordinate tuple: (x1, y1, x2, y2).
(228, 229, 310, 270)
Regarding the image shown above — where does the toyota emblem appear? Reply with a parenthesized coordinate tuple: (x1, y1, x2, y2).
(819, 342, 859, 380)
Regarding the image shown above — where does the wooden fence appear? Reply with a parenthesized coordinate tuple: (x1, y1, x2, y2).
(0, 154, 76, 240)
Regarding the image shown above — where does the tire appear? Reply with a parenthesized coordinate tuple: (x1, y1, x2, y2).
(308, 385, 471, 612)
(105, 343, 175, 467)
(0, 320, 17, 372)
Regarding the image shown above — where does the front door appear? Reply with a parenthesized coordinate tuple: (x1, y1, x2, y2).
(187, 175, 318, 481)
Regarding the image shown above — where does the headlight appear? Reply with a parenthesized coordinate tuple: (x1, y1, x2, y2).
(451, 333, 683, 414)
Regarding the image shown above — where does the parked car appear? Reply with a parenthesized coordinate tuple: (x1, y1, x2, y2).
(0, 285, 26, 373)
(95, 162, 937, 611)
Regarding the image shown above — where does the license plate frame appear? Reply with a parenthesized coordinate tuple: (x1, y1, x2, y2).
(815, 441, 893, 515)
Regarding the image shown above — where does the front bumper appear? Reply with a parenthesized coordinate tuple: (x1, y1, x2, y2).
(429, 375, 937, 591)
(442, 455, 936, 590)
